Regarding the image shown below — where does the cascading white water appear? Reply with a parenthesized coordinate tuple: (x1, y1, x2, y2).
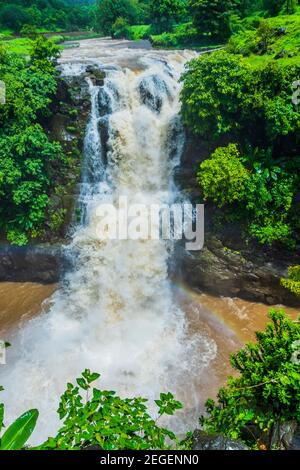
(0, 42, 216, 444)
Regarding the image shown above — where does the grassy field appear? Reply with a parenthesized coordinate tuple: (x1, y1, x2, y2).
(228, 11, 300, 68)
(0, 31, 102, 55)
(0, 35, 65, 54)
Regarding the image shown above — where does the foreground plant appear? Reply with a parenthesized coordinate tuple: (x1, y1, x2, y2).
(200, 310, 300, 449)
(0, 387, 38, 450)
(39, 369, 183, 450)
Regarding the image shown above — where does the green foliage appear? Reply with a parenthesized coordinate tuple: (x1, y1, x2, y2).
(181, 50, 299, 142)
(228, 13, 300, 60)
(39, 369, 183, 450)
(281, 266, 300, 296)
(198, 144, 250, 207)
(94, 0, 139, 35)
(200, 310, 300, 448)
(263, 0, 297, 15)
(181, 51, 253, 138)
(127, 24, 152, 40)
(0, 387, 38, 450)
(0, 38, 66, 245)
(150, 22, 201, 47)
(112, 17, 130, 39)
(181, 39, 300, 247)
(197, 143, 297, 245)
(189, 0, 234, 40)
(20, 24, 39, 40)
(0, 409, 39, 450)
(149, 0, 186, 34)
(0, 1, 94, 34)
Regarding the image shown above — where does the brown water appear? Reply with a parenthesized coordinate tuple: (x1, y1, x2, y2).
(175, 285, 300, 398)
(1, 281, 299, 400)
(0, 283, 56, 339)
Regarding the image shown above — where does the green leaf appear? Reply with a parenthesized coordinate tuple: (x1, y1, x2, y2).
(0, 404, 4, 431)
(0, 409, 39, 450)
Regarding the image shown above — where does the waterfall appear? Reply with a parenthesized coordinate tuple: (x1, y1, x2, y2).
(0, 44, 216, 444)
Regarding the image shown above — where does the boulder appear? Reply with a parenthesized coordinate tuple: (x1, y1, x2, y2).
(192, 430, 249, 451)
(174, 235, 300, 307)
(0, 244, 67, 283)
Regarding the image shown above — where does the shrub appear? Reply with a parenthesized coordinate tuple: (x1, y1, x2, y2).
(281, 266, 300, 297)
(39, 369, 183, 450)
(200, 310, 300, 449)
(112, 17, 130, 39)
(197, 144, 250, 207)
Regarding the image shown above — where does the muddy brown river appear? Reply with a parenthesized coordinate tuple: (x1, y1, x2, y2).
(1, 281, 298, 402)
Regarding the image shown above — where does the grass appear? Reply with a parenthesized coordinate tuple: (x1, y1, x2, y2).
(0, 38, 31, 54)
(0, 35, 64, 55)
(0, 28, 13, 39)
(62, 32, 102, 42)
(228, 11, 300, 67)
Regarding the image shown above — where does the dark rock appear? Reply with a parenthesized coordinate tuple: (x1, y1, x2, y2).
(271, 421, 299, 450)
(174, 236, 300, 307)
(291, 424, 300, 450)
(0, 244, 68, 283)
(192, 430, 249, 451)
(275, 49, 288, 59)
(138, 74, 170, 113)
(275, 27, 286, 36)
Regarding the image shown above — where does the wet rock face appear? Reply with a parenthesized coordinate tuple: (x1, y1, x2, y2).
(192, 430, 249, 451)
(175, 237, 300, 307)
(138, 75, 170, 113)
(85, 66, 105, 87)
(0, 245, 67, 283)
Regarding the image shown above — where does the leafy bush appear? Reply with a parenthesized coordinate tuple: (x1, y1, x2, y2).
(112, 17, 130, 39)
(197, 144, 250, 207)
(0, 0, 93, 33)
(150, 22, 199, 47)
(200, 310, 300, 449)
(227, 13, 300, 59)
(281, 266, 300, 296)
(181, 51, 252, 138)
(197, 143, 297, 246)
(189, 0, 233, 40)
(127, 24, 152, 40)
(39, 369, 183, 450)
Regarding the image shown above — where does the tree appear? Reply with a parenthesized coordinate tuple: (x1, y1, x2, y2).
(263, 0, 284, 15)
(112, 17, 130, 39)
(95, 0, 138, 35)
(149, 0, 186, 34)
(189, 0, 234, 40)
(0, 4, 29, 32)
(0, 38, 64, 245)
(20, 24, 39, 39)
(200, 310, 300, 449)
